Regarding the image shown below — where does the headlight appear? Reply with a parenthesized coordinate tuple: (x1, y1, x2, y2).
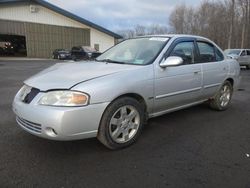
(38, 91, 89, 107)
(19, 84, 32, 98)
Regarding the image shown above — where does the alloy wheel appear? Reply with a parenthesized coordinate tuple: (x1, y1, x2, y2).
(219, 85, 231, 107)
(109, 105, 140, 143)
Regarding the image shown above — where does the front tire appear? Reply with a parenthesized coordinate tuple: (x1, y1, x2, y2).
(97, 97, 144, 150)
(209, 81, 233, 111)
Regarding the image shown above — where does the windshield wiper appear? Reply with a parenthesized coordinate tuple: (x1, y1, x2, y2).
(96, 59, 125, 64)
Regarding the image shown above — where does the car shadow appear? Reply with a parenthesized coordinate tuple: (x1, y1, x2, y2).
(16, 103, 211, 155)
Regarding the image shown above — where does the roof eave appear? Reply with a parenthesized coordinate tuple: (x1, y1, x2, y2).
(0, 0, 123, 39)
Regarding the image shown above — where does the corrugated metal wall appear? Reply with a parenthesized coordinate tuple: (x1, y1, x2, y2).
(0, 19, 26, 36)
(0, 19, 90, 58)
(25, 22, 90, 58)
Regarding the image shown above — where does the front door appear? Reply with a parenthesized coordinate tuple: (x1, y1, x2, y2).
(154, 39, 202, 114)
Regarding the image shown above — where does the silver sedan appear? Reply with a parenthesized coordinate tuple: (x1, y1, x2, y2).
(224, 49, 250, 69)
(13, 35, 241, 149)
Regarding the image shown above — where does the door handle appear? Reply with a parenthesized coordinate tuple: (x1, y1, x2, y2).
(194, 71, 199, 74)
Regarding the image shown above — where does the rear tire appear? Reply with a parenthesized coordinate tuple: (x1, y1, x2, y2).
(209, 81, 233, 111)
(97, 97, 145, 150)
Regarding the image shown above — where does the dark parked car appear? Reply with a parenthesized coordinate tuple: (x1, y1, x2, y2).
(71, 46, 102, 61)
(52, 49, 71, 60)
(0, 42, 15, 55)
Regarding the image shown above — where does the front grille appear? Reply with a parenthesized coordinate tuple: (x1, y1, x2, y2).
(23, 88, 40, 104)
(16, 116, 42, 134)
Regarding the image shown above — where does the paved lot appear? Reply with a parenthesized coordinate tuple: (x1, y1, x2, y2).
(0, 60, 249, 188)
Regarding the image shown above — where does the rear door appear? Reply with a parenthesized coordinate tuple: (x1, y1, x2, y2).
(196, 41, 228, 99)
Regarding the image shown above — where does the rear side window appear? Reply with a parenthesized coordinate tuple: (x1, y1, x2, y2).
(246, 50, 250, 56)
(215, 48, 224, 61)
(197, 42, 216, 63)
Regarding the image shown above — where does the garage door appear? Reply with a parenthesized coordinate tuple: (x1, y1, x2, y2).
(25, 22, 90, 58)
(0, 19, 90, 58)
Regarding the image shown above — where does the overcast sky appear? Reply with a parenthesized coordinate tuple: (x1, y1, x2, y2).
(46, 0, 203, 31)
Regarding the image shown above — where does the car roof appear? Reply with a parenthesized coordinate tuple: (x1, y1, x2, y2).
(133, 34, 226, 57)
(225, 49, 249, 50)
(135, 34, 222, 47)
(136, 34, 211, 40)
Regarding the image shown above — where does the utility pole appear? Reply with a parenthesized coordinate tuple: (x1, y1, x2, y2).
(228, 0, 235, 49)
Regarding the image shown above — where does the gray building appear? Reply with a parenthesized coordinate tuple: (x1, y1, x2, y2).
(0, 0, 122, 58)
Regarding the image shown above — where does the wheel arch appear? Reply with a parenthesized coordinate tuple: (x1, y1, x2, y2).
(98, 93, 149, 133)
(225, 78, 234, 87)
(112, 93, 148, 114)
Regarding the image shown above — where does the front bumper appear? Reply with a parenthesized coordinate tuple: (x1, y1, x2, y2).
(12, 93, 109, 141)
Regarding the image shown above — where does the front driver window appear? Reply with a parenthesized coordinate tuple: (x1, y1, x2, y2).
(170, 42, 195, 65)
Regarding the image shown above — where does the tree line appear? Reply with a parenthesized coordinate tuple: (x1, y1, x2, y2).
(117, 0, 250, 50)
(117, 24, 168, 39)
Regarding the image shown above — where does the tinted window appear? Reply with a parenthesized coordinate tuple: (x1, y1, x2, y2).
(170, 41, 195, 64)
(197, 42, 216, 63)
(241, 50, 246, 56)
(247, 50, 250, 56)
(215, 48, 224, 61)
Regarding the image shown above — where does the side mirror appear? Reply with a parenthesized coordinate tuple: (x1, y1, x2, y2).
(160, 56, 183, 68)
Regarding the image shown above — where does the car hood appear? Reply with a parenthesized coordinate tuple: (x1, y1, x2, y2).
(227, 54, 239, 59)
(25, 61, 142, 91)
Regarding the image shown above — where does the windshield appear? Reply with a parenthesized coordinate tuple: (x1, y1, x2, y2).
(224, 49, 241, 56)
(96, 37, 169, 65)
